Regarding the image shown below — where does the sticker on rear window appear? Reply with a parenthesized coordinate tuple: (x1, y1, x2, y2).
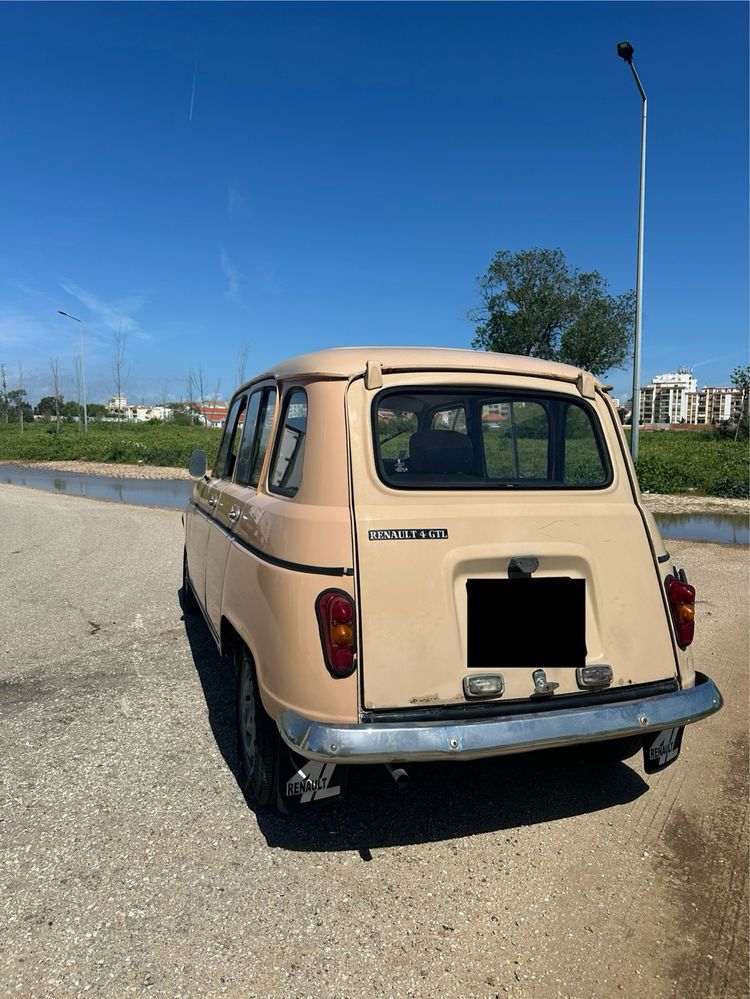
(368, 528, 449, 541)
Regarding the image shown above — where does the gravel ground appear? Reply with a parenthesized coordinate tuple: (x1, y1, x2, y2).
(0, 485, 747, 998)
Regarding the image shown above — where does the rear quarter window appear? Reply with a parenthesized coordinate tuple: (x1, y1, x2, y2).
(269, 388, 308, 497)
(373, 387, 611, 490)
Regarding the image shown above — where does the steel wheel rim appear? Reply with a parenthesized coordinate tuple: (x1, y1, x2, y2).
(240, 663, 256, 777)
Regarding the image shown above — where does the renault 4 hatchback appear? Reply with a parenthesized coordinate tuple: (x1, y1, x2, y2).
(182, 347, 722, 811)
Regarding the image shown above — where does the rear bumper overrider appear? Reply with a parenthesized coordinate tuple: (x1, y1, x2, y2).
(278, 672, 723, 764)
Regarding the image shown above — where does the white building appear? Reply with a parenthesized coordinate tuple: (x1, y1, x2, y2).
(639, 369, 697, 424)
(105, 397, 172, 422)
(639, 369, 742, 425)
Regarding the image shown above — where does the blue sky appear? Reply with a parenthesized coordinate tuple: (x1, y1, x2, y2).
(1, 1, 747, 405)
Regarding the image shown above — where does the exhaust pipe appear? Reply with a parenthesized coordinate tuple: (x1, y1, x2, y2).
(384, 763, 409, 789)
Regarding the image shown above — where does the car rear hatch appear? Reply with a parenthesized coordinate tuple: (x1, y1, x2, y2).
(346, 370, 677, 712)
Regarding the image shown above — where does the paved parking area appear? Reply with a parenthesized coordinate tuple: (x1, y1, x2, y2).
(1, 485, 747, 997)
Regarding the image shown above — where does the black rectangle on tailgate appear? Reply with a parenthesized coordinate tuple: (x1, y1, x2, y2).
(467, 578, 586, 669)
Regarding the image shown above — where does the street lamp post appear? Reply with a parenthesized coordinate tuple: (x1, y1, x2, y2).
(58, 310, 89, 432)
(617, 40, 647, 463)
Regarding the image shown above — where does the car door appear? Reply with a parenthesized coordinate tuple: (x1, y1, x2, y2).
(186, 401, 244, 613)
(204, 386, 276, 635)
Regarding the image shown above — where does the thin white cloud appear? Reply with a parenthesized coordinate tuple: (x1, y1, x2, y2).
(690, 354, 735, 369)
(59, 281, 150, 341)
(227, 182, 250, 219)
(219, 245, 244, 304)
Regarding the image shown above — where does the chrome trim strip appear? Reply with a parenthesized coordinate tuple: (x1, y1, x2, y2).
(278, 672, 722, 764)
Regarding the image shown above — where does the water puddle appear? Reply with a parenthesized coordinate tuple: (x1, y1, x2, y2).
(0, 464, 747, 543)
(0, 464, 193, 509)
(653, 512, 748, 546)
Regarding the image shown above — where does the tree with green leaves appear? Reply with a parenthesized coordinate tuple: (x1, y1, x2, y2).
(731, 365, 749, 441)
(8, 388, 32, 425)
(470, 248, 635, 377)
(36, 395, 64, 417)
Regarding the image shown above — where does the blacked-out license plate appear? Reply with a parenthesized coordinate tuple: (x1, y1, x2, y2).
(466, 577, 586, 669)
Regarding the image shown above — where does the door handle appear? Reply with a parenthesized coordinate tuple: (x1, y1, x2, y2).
(228, 506, 240, 522)
(208, 495, 218, 508)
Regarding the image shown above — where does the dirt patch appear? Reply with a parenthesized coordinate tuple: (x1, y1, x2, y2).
(642, 493, 749, 516)
(0, 459, 191, 480)
(662, 733, 750, 998)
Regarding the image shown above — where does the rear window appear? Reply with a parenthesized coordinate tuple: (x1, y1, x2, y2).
(374, 388, 610, 489)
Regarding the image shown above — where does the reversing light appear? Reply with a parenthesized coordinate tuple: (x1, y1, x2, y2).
(665, 575, 696, 649)
(316, 590, 357, 678)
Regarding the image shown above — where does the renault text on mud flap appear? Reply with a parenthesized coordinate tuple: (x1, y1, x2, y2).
(285, 762, 341, 802)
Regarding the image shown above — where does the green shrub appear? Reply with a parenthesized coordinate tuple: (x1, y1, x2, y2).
(0, 422, 222, 468)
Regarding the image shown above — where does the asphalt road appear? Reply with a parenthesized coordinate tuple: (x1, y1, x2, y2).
(1, 485, 747, 998)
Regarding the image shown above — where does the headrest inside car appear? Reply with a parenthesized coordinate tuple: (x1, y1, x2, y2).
(409, 430, 473, 475)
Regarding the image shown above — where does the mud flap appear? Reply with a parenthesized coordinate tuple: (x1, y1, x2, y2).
(276, 743, 348, 814)
(643, 726, 684, 774)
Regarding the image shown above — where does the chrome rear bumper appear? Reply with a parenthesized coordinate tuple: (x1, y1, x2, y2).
(278, 672, 722, 764)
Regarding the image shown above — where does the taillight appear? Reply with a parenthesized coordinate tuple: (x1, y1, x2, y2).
(316, 590, 357, 677)
(665, 575, 696, 648)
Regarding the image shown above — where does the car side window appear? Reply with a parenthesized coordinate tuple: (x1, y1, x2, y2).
(234, 391, 263, 486)
(269, 388, 307, 497)
(249, 388, 277, 488)
(213, 394, 247, 479)
(234, 387, 277, 487)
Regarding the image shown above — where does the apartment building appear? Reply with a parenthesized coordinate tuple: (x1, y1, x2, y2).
(639, 370, 697, 424)
(639, 369, 742, 425)
(105, 397, 172, 422)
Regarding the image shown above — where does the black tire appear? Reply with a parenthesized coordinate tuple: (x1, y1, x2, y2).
(236, 646, 279, 808)
(181, 549, 200, 615)
(581, 735, 643, 764)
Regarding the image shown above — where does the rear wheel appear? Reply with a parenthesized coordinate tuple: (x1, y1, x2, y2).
(236, 646, 279, 808)
(181, 549, 199, 615)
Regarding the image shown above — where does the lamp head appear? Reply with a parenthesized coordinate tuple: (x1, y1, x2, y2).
(617, 41, 635, 64)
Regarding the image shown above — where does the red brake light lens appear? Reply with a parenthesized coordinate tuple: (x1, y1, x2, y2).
(665, 575, 696, 648)
(316, 590, 357, 677)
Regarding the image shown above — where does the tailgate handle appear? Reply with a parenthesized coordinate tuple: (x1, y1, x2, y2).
(508, 556, 539, 578)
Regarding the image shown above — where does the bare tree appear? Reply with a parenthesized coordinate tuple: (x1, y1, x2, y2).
(194, 363, 208, 430)
(73, 353, 84, 431)
(185, 367, 196, 425)
(112, 328, 129, 423)
(0, 364, 7, 425)
(49, 357, 62, 435)
(235, 343, 250, 388)
(17, 362, 24, 435)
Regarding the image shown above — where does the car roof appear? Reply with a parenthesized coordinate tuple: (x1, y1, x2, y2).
(239, 346, 604, 391)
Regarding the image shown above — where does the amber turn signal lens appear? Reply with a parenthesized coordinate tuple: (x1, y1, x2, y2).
(331, 623, 353, 647)
(675, 604, 695, 623)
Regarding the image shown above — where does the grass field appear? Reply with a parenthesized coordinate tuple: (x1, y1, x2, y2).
(0, 421, 222, 469)
(0, 419, 747, 497)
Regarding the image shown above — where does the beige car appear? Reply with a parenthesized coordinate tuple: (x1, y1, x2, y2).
(182, 347, 722, 811)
